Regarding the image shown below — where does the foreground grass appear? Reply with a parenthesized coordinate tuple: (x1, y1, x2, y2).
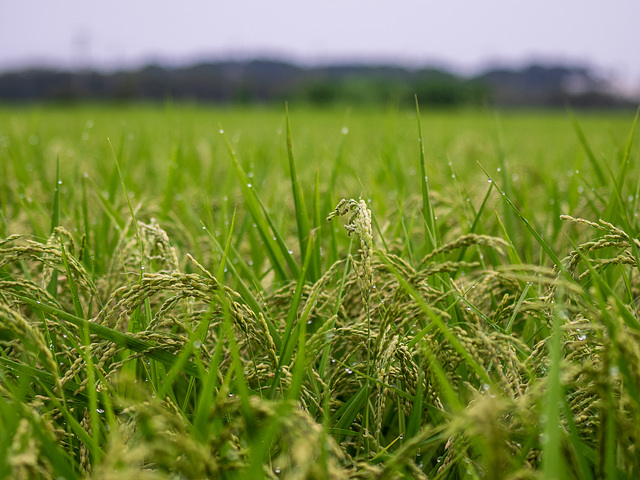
(1, 104, 639, 479)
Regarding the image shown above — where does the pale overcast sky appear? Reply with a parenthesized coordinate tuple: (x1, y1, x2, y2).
(1, 0, 639, 90)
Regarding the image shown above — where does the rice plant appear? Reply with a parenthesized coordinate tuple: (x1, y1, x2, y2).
(0, 103, 639, 479)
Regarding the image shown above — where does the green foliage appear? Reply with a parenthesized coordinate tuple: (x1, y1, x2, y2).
(0, 104, 639, 479)
(297, 73, 488, 107)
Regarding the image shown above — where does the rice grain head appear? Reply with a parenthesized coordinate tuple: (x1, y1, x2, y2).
(327, 199, 374, 302)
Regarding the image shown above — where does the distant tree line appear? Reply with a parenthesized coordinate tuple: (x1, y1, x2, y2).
(0, 59, 633, 108)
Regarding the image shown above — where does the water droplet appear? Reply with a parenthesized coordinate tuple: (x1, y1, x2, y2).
(194, 340, 202, 349)
(288, 249, 293, 255)
(247, 183, 252, 188)
(248, 171, 254, 178)
(219, 129, 224, 134)
(487, 179, 492, 183)
(96, 408, 105, 414)
(341, 127, 349, 134)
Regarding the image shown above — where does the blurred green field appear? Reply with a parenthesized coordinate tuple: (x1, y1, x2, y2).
(2, 105, 636, 265)
(1, 104, 639, 479)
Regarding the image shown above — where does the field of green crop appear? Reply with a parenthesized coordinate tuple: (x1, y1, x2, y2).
(1, 103, 639, 479)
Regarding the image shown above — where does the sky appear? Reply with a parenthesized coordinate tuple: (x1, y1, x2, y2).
(1, 0, 639, 93)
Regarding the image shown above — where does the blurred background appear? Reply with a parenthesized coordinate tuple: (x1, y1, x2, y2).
(1, 0, 639, 107)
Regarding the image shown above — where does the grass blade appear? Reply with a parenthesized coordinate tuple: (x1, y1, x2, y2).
(541, 290, 566, 479)
(604, 106, 639, 225)
(108, 138, 144, 277)
(225, 134, 298, 281)
(46, 155, 60, 300)
(285, 104, 314, 280)
(479, 163, 568, 274)
(269, 233, 316, 399)
(568, 108, 607, 186)
(312, 168, 322, 278)
(415, 95, 438, 253)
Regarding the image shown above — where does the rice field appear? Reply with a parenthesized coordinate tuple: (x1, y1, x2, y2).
(0, 103, 639, 479)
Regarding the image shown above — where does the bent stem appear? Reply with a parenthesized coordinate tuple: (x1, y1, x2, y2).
(327, 198, 375, 454)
